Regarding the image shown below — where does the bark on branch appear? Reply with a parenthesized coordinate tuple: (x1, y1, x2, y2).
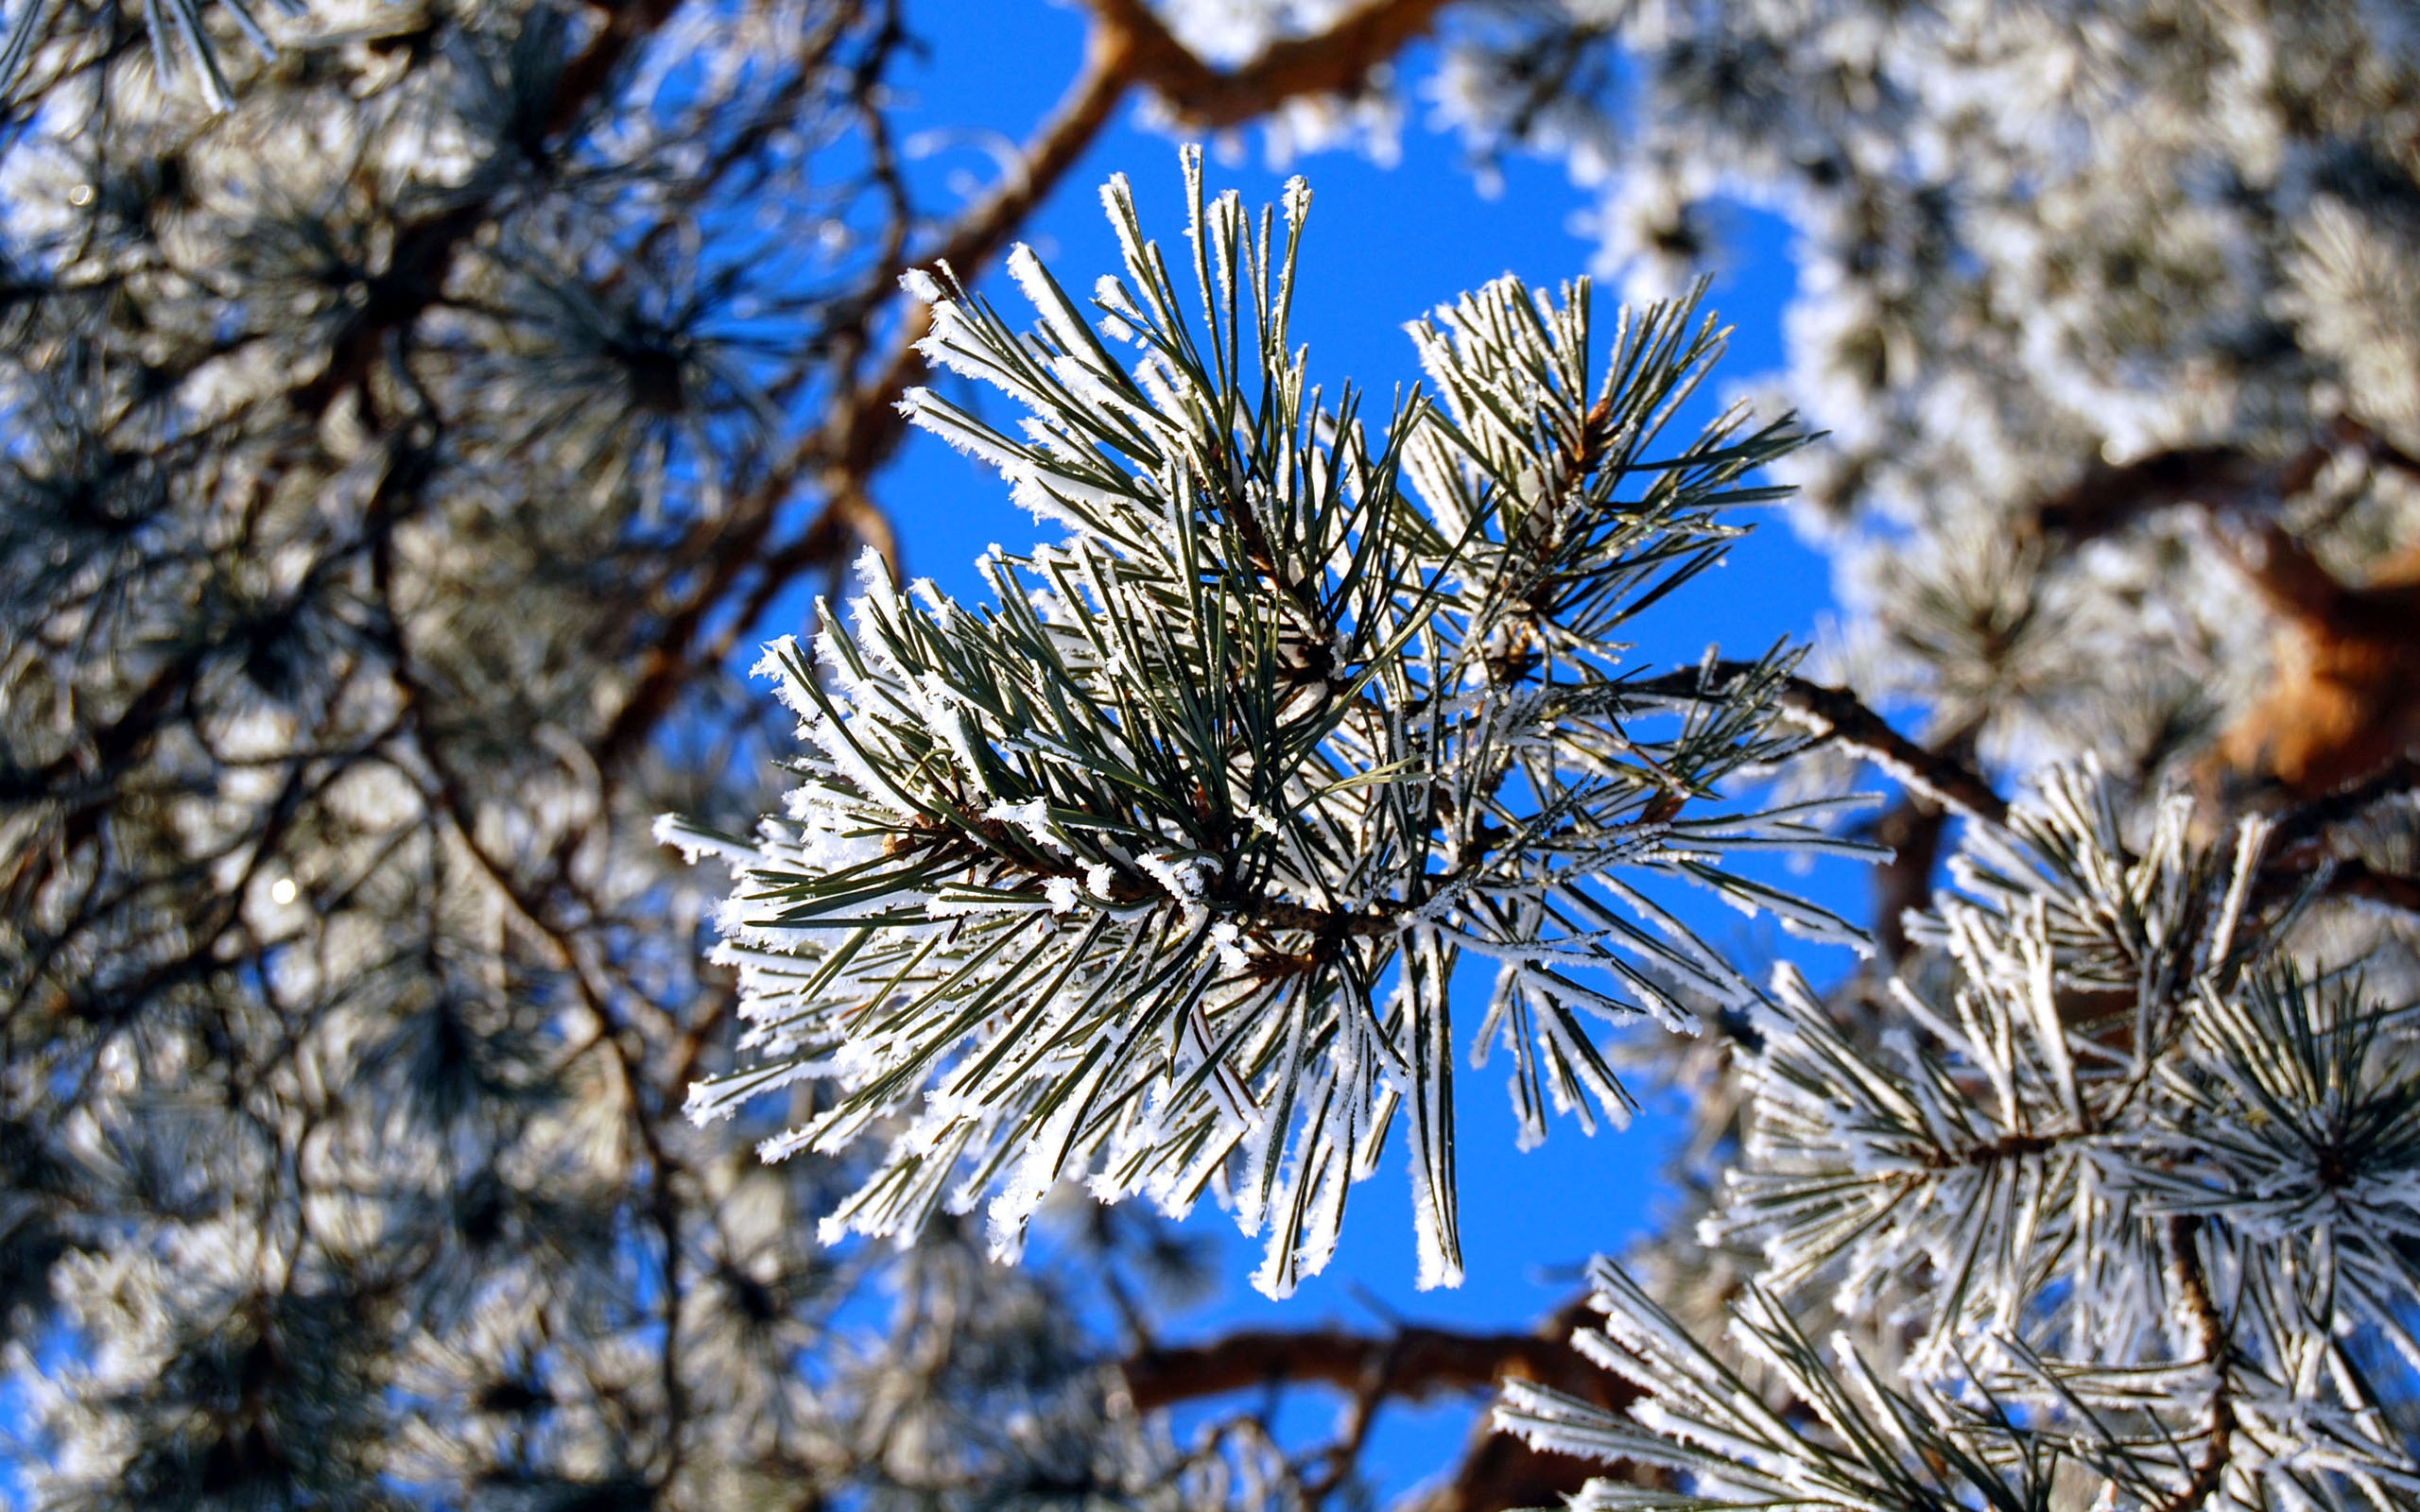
(1772, 679, 2010, 827)
(2215, 523, 2420, 797)
(1629, 664, 2011, 827)
(2157, 1213, 2237, 1512)
(1083, 0, 1453, 129)
(1120, 1321, 1612, 1412)
(1119, 1307, 1639, 1512)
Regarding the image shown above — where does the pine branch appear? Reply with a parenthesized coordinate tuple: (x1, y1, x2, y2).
(1630, 662, 2010, 825)
(1082, 0, 1453, 129)
(1771, 677, 2009, 825)
(2266, 755, 2420, 851)
(1867, 794, 1950, 962)
(2243, 761, 2420, 918)
(671, 176, 1840, 1292)
(2035, 417, 2420, 543)
(544, 0, 693, 139)
(2259, 851, 2420, 917)
(1860, 718, 1983, 961)
(2327, 858, 2420, 913)
(1121, 1319, 1616, 1412)
(594, 0, 1132, 764)
(2155, 1213, 2236, 1512)
(294, 0, 731, 421)
(2023, 423, 2420, 799)
(385, 600, 701, 1488)
(1123, 1306, 1640, 1512)
(2033, 445, 2294, 541)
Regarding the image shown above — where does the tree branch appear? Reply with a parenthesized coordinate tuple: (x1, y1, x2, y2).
(1867, 795, 1949, 962)
(2035, 416, 2420, 544)
(2266, 757, 2420, 852)
(1082, 0, 1452, 130)
(2330, 859, 2420, 914)
(545, 0, 692, 139)
(2033, 445, 2292, 542)
(296, 0, 716, 420)
(1771, 678, 2009, 827)
(2157, 1213, 2236, 1512)
(2257, 850, 2420, 918)
(1858, 718, 1983, 961)
(1120, 1321, 1611, 1412)
(2248, 757, 2420, 920)
(1120, 1307, 1639, 1512)
(1629, 664, 2010, 826)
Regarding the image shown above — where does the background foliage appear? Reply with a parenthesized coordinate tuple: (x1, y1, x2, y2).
(3, 0, 2418, 1508)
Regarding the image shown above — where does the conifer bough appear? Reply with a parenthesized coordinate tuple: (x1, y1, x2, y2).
(666, 151, 1873, 1297)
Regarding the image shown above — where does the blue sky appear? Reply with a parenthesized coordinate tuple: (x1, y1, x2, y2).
(861, 2, 1862, 1500)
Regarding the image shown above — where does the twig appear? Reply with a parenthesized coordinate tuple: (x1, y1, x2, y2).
(1628, 663, 2010, 826)
(2321, 858, 2420, 916)
(1081, 0, 1453, 130)
(2158, 1213, 2236, 1512)
(2265, 757, 2420, 853)
(1120, 1318, 1621, 1414)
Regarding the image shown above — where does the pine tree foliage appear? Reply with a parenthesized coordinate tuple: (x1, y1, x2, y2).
(12, 0, 2420, 1505)
(1499, 766, 2420, 1505)
(1400, 0, 2420, 794)
(667, 148, 1864, 1299)
(0, 0, 295, 112)
(0, 2, 1282, 1505)
(1160, 0, 2420, 791)
(1136, 2, 2420, 1503)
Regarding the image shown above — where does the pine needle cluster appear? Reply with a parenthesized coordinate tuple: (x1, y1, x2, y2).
(668, 149, 1857, 1298)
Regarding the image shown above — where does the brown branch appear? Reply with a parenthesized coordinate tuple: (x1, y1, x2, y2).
(2264, 756, 2420, 852)
(701, 491, 901, 674)
(545, 0, 691, 140)
(1084, 0, 1452, 130)
(2331, 859, 2420, 914)
(2213, 524, 2420, 798)
(1628, 664, 2008, 827)
(2241, 755, 2420, 919)
(2340, 413, 2420, 486)
(1862, 720, 1983, 962)
(1772, 678, 2009, 827)
(295, 0, 707, 420)
(2037, 417, 2420, 544)
(1926, 1128, 2063, 1170)
(1121, 1304, 1637, 1512)
(1121, 1323, 1599, 1410)
(2259, 848, 2420, 918)
(2034, 445, 2291, 542)
(1867, 796, 1949, 962)
(1419, 1407, 1636, 1512)
(2158, 1213, 2236, 1512)
(593, 467, 890, 771)
(594, 10, 1140, 772)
